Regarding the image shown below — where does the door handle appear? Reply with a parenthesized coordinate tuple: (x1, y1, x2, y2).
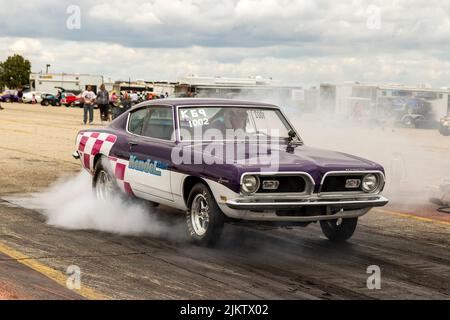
(128, 141, 139, 149)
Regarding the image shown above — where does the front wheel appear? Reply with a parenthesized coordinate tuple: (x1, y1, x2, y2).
(320, 217, 358, 242)
(186, 183, 225, 246)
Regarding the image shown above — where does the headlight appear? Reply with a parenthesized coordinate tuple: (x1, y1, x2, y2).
(241, 175, 260, 194)
(362, 174, 379, 192)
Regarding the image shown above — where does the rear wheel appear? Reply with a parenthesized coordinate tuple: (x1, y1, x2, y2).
(186, 183, 225, 246)
(5, 98, 11, 103)
(320, 217, 358, 242)
(92, 159, 118, 201)
(42, 100, 49, 106)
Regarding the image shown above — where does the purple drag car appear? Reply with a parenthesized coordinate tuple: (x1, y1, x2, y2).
(73, 99, 388, 246)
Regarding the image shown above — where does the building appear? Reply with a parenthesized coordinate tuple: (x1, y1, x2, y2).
(176, 75, 307, 107)
(320, 82, 450, 120)
(30, 72, 114, 94)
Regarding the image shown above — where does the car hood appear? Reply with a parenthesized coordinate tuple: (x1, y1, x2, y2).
(179, 141, 384, 192)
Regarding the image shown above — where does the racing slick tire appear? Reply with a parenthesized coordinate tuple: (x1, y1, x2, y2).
(92, 158, 120, 201)
(186, 183, 225, 246)
(320, 217, 358, 242)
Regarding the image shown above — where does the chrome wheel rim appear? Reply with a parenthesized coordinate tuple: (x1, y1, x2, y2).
(96, 170, 114, 201)
(191, 194, 210, 236)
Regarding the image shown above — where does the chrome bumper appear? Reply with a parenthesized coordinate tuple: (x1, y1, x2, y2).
(224, 195, 389, 222)
(226, 196, 389, 211)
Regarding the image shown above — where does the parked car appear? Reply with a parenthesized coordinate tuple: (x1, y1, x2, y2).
(41, 93, 61, 106)
(73, 99, 388, 246)
(22, 91, 45, 104)
(392, 98, 432, 128)
(438, 116, 450, 136)
(0, 90, 20, 103)
(61, 92, 82, 107)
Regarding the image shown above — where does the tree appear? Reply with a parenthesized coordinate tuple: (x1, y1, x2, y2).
(0, 54, 31, 89)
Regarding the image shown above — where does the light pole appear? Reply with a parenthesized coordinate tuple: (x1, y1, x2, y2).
(46, 64, 51, 74)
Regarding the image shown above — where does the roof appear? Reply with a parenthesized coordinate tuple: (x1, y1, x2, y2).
(137, 98, 279, 108)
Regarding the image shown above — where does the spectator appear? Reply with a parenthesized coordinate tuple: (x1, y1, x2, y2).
(111, 92, 118, 105)
(130, 91, 138, 104)
(97, 84, 110, 123)
(31, 93, 37, 104)
(56, 90, 62, 104)
(82, 85, 96, 125)
(122, 91, 132, 110)
(165, 92, 169, 98)
(0, 103, 4, 110)
(18, 89, 23, 103)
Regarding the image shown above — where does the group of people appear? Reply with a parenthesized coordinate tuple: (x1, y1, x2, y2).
(80, 86, 171, 125)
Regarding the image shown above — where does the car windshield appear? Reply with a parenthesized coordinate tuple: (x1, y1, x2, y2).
(178, 106, 298, 142)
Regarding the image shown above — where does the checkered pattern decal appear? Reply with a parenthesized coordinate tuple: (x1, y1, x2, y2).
(76, 132, 134, 196)
(107, 156, 135, 196)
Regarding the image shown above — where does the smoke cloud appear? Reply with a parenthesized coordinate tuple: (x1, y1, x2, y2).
(4, 171, 186, 239)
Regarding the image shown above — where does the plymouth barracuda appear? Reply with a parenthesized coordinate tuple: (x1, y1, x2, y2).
(73, 99, 388, 246)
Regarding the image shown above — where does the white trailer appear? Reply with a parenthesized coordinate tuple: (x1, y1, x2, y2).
(30, 73, 113, 94)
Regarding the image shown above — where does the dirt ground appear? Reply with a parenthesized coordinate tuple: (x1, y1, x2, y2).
(0, 103, 448, 299)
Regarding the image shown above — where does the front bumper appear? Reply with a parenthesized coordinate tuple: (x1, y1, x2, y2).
(227, 195, 389, 210)
(224, 195, 389, 222)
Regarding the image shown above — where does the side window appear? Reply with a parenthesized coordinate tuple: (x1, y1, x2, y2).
(141, 107, 174, 140)
(128, 108, 149, 135)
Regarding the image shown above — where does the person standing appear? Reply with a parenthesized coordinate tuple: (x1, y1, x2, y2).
(18, 89, 23, 103)
(97, 84, 110, 123)
(82, 85, 96, 125)
(130, 91, 138, 105)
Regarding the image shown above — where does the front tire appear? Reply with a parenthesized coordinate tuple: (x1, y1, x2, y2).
(186, 183, 225, 246)
(320, 217, 358, 242)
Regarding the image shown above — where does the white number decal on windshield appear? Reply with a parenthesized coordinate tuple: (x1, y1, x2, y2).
(189, 118, 209, 127)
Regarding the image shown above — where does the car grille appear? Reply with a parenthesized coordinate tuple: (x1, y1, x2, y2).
(320, 174, 365, 193)
(256, 176, 307, 194)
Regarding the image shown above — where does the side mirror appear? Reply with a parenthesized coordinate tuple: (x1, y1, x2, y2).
(288, 129, 297, 143)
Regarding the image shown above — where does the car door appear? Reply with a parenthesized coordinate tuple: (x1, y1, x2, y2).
(126, 105, 175, 202)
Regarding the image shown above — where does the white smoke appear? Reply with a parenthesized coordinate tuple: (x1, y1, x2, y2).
(4, 171, 186, 239)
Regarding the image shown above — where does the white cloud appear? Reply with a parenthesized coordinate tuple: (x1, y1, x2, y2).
(89, 1, 161, 26)
(0, 0, 448, 87)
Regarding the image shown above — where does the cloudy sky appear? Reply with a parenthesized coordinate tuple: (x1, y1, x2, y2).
(0, 0, 449, 87)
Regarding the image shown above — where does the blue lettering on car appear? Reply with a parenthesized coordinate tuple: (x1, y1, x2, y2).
(129, 155, 168, 176)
